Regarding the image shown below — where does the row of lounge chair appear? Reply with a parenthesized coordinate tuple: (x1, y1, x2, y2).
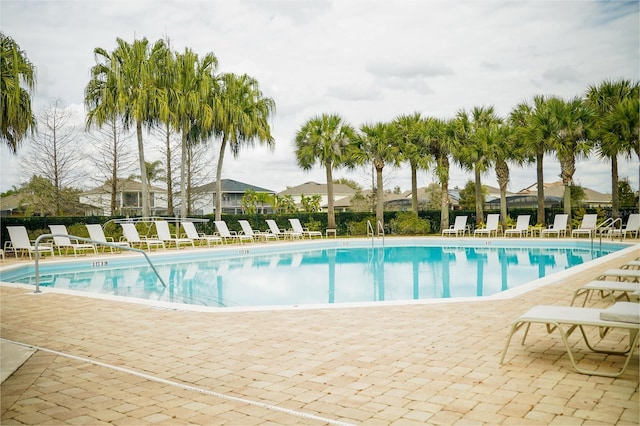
(501, 260, 639, 378)
(3, 218, 323, 259)
(442, 213, 640, 238)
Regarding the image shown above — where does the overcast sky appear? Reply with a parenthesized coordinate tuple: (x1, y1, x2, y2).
(1, 0, 638, 196)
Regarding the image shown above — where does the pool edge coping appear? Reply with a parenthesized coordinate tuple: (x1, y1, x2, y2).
(1, 238, 638, 313)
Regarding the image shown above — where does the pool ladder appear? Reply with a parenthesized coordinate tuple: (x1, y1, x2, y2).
(367, 220, 385, 246)
(590, 217, 622, 249)
(32, 234, 168, 293)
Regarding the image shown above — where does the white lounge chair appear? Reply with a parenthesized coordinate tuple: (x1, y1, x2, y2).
(238, 220, 276, 242)
(6, 226, 55, 259)
(442, 216, 468, 237)
(500, 302, 640, 378)
(571, 214, 598, 238)
(621, 260, 640, 270)
(266, 219, 301, 239)
(214, 220, 253, 244)
(120, 223, 165, 251)
(571, 280, 639, 306)
(540, 214, 568, 238)
(49, 224, 97, 256)
(504, 215, 530, 238)
(154, 221, 194, 249)
(597, 269, 640, 283)
(181, 221, 222, 247)
(86, 224, 130, 253)
(611, 214, 640, 239)
(474, 214, 500, 237)
(289, 218, 323, 239)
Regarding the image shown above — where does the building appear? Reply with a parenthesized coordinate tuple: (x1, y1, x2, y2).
(278, 181, 357, 212)
(79, 179, 169, 216)
(191, 179, 276, 215)
(517, 181, 612, 208)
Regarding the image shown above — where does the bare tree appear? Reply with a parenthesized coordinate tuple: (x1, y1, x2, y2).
(152, 122, 180, 215)
(20, 99, 85, 215)
(185, 140, 215, 215)
(86, 117, 136, 215)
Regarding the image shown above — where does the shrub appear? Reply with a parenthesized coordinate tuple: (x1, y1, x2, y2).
(388, 212, 431, 235)
(346, 217, 375, 236)
(304, 219, 323, 232)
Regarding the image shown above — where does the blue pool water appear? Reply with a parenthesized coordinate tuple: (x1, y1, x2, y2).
(0, 239, 627, 308)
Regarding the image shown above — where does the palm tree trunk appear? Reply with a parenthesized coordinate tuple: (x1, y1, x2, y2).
(110, 120, 117, 215)
(474, 166, 483, 225)
(180, 131, 188, 219)
(496, 159, 509, 231)
(536, 151, 544, 226)
(165, 122, 174, 216)
(325, 161, 336, 229)
(187, 144, 192, 216)
(411, 163, 418, 215)
(137, 120, 150, 217)
(560, 153, 575, 219)
(215, 135, 228, 221)
(376, 166, 384, 228)
(611, 156, 619, 219)
(439, 155, 450, 231)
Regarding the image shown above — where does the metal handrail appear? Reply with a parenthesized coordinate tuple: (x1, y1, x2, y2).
(33, 234, 167, 293)
(377, 220, 385, 245)
(590, 217, 623, 249)
(367, 220, 374, 238)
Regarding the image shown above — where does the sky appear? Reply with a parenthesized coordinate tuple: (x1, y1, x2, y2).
(1, 0, 638, 196)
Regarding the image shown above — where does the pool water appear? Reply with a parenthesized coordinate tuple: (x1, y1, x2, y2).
(0, 240, 624, 308)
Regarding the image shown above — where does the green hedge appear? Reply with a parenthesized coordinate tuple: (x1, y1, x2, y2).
(1, 208, 635, 248)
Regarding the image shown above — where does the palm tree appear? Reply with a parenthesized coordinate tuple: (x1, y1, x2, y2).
(586, 79, 640, 217)
(600, 96, 640, 210)
(295, 113, 356, 229)
(86, 37, 169, 217)
(86, 46, 123, 216)
(510, 96, 557, 226)
(491, 122, 523, 230)
(421, 117, 454, 230)
(169, 48, 218, 218)
(549, 96, 593, 217)
(393, 112, 432, 214)
(353, 122, 401, 228)
(211, 73, 275, 221)
(454, 106, 501, 225)
(1, 32, 36, 153)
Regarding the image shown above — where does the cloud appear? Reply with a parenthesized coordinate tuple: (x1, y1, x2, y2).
(542, 66, 581, 84)
(367, 61, 454, 79)
(326, 84, 382, 101)
(1, 0, 638, 196)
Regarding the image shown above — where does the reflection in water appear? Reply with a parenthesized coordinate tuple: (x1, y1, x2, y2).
(7, 245, 616, 308)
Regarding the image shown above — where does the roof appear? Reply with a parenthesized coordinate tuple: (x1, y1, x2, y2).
(0, 193, 30, 211)
(193, 179, 275, 194)
(518, 181, 611, 203)
(278, 181, 357, 196)
(81, 179, 166, 195)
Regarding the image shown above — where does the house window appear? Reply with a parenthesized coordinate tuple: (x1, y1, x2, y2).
(124, 192, 139, 207)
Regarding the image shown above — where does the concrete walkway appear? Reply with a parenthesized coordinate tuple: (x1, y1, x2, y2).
(1, 243, 638, 425)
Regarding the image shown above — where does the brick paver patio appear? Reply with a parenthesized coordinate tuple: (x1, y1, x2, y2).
(1, 240, 638, 425)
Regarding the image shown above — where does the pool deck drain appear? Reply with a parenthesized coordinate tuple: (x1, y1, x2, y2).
(1, 240, 639, 424)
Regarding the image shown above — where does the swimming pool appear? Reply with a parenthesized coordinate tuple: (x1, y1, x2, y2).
(0, 238, 632, 310)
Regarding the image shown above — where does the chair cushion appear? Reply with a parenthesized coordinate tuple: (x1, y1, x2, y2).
(600, 302, 640, 324)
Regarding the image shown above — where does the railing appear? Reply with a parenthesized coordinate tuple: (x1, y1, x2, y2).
(33, 234, 167, 293)
(367, 220, 385, 246)
(590, 217, 622, 249)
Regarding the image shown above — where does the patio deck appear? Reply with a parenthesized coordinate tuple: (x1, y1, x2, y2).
(1, 241, 638, 425)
